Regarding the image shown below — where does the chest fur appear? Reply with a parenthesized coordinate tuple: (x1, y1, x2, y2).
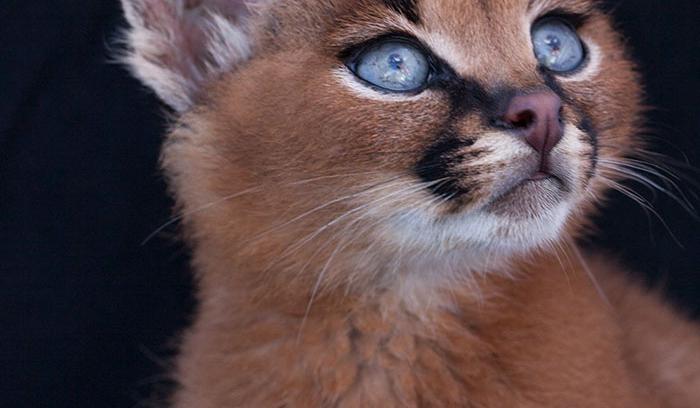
(175, 276, 658, 408)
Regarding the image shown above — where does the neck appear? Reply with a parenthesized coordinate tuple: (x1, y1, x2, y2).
(175, 229, 646, 407)
(190, 231, 584, 326)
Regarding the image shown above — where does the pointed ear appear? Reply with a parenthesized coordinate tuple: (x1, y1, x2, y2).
(120, 0, 255, 111)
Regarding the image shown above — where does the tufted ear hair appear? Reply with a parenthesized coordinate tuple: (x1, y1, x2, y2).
(120, 0, 258, 111)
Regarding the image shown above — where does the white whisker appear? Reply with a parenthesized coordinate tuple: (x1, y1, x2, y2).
(598, 159, 697, 216)
(288, 170, 385, 186)
(295, 178, 451, 339)
(248, 175, 407, 246)
(565, 236, 610, 307)
(141, 186, 262, 245)
(596, 175, 684, 248)
(261, 178, 419, 274)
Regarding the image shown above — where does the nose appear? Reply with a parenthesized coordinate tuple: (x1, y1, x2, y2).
(502, 92, 563, 160)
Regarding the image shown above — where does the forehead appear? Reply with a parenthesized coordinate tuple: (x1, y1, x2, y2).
(378, 0, 597, 48)
(262, 0, 602, 86)
(321, 0, 598, 29)
(274, 1, 596, 58)
(273, 0, 596, 31)
(407, 0, 538, 80)
(382, 0, 595, 22)
(268, 0, 598, 44)
(381, 0, 596, 22)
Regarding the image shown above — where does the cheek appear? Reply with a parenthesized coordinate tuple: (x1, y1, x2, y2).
(313, 70, 451, 171)
(558, 39, 642, 148)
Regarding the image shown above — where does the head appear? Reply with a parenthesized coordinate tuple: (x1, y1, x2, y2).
(122, 0, 642, 291)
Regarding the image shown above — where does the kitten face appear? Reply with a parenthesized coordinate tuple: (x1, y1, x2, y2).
(124, 0, 641, 279)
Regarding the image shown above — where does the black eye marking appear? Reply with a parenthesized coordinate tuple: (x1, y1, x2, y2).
(540, 69, 569, 101)
(415, 131, 474, 199)
(414, 77, 492, 202)
(382, 0, 420, 24)
(578, 115, 599, 181)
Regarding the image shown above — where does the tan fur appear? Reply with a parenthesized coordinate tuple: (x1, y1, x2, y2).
(121, 0, 700, 406)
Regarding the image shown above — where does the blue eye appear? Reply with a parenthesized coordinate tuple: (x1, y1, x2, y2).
(532, 18, 585, 73)
(350, 41, 430, 92)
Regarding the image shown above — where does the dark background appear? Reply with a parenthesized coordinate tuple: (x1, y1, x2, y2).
(1, 1, 698, 407)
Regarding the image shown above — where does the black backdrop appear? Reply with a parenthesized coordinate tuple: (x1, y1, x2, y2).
(1, 1, 698, 407)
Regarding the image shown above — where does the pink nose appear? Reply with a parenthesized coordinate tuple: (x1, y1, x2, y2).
(503, 92, 563, 160)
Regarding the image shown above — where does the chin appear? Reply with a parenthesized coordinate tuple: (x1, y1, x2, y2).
(381, 193, 573, 260)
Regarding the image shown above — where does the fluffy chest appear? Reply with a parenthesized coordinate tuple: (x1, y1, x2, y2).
(181, 270, 659, 408)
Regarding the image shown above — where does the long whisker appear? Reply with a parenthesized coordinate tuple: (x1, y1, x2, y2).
(288, 170, 386, 186)
(598, 160, 697, 216)
(247, 175, 407, 246)
(632, 150, 700, 194)
(295, 178, 451, 340)
(550, 240, 573, 293)
(600, 158, 681, 192)
(595, 175, 684, 248)
(141, 186, 262, 245)
(288, 178, 450, 270)
(605, 159, 694, 205)
(259, 178, 420, 274)
(564, 236, 610, 307)
(357, 184, 455, 289)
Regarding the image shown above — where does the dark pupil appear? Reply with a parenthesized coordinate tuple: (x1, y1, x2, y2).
(388, 53, 404, 70)
(544, 34, 561, 51)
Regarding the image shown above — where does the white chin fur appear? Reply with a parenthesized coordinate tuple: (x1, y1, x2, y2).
(379, 199, 572, 256)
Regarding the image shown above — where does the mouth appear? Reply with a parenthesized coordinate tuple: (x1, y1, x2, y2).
(527, 170, 557, 182)
(485, 170, 568, 217)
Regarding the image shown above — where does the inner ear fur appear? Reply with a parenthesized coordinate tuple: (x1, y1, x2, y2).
(120, 0, 257, 111)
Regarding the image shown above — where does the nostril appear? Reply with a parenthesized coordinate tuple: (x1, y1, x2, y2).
(509, 109, 536, 129)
